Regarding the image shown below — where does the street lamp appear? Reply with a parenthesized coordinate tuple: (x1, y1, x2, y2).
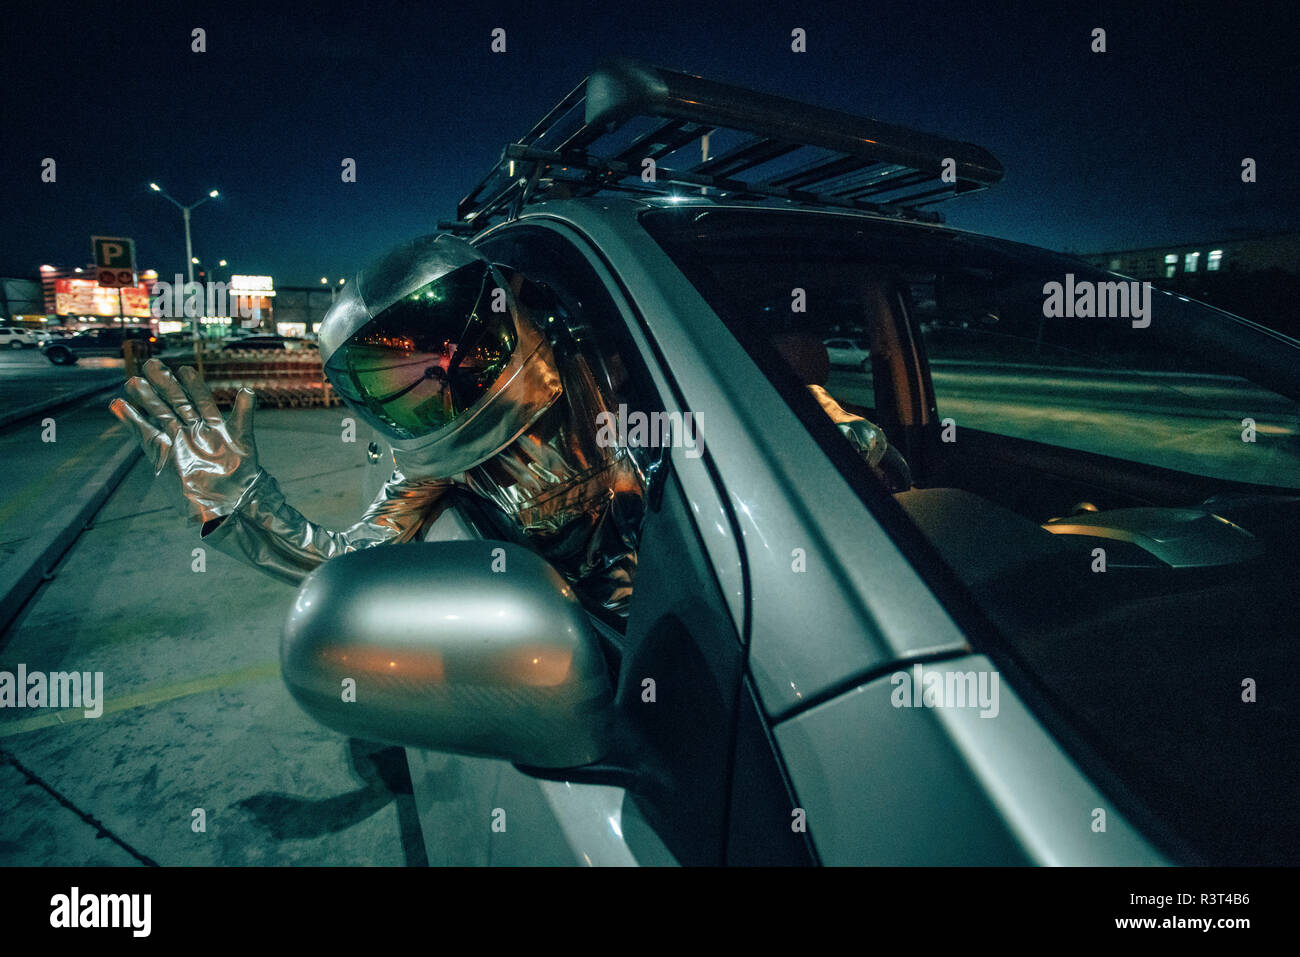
(149, 183, 220, 285)
(150, 182, 219, 362)
(322, 276, 343, 304)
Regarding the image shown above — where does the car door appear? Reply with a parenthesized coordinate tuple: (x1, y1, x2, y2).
(92, 328, 120, 356)
(626, 203, 1178, 864)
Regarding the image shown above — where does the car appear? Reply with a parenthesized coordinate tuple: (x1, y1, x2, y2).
(40, 326, 159, 364)
(0, 326, 39, 349)
(823, 336, 871, 370)
(279, 60, 1300, 866)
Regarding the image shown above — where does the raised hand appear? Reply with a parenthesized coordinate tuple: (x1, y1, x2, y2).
(109, 358, 261, 523)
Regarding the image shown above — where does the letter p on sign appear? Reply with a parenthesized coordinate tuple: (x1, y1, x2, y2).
(92, 236, 135, 270)
(93, 236, 136, 287)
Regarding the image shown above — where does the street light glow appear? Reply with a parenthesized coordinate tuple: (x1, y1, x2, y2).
(192, 257, 200, 264)
(149, 183, 161, 191)
(320, 277, 328, 284)
(209, 189, 219, 198)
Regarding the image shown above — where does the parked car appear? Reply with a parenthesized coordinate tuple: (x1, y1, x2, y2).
(0, 326, 39, 349)
(280, 60, 1300, 866)
(823, 336, 871, 370)
(40, 326, 159, 364)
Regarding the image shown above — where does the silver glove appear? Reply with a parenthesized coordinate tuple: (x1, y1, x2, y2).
(200, 466, 451, 586)
(109, 357, 261, 524)
(807, 383, 911, 490)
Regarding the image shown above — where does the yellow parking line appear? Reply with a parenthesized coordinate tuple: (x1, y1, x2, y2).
(0, 660, 281, 739)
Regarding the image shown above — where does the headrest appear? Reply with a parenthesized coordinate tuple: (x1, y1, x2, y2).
(770, 332, 829, 386)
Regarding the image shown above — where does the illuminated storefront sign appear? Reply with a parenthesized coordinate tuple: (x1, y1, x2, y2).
(53, 278, 151, 318)
(228, 275, 276, 297)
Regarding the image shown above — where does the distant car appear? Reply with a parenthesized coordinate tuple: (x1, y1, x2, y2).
(40, 326, 158, 365)
(0, 326, 39, 349)
(823, 336, 871, 370)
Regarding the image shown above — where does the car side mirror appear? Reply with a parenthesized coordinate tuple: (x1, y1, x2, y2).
(281, 541, 614, 768)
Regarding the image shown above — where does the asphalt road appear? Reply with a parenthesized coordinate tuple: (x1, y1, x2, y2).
(0, 348, 121, 417)
(827, 360, 1300, 490)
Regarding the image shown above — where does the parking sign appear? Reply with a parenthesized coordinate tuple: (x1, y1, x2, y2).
(93, 236, 136, 287)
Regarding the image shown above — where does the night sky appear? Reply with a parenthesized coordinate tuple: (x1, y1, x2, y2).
(1, 0, 1296, 286)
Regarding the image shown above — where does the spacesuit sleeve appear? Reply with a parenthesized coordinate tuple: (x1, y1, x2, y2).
(198, 466, 452, 585)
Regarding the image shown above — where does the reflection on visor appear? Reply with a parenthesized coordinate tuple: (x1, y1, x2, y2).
(325, 261, 517, 439)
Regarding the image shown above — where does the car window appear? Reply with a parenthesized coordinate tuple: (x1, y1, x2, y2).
(913, 272, 1300, 490)
(475, 223, 668, 628)
(641, 204, 1300, 866)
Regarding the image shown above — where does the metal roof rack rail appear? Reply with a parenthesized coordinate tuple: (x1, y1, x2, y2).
(449, 57, 1003, 232)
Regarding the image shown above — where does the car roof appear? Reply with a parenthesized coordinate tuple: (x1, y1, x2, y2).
(494, 193, 1079, 270)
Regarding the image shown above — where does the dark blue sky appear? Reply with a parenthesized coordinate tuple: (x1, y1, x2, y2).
(2, 0, 1296, 285)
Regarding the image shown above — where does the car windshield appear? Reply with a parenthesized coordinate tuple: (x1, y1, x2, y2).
(643, 205, 1300, 865)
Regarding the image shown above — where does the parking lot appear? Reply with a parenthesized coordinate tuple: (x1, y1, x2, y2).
(0, 379, 426, 866)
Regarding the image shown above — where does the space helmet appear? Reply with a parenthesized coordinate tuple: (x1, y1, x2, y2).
(319, 234, 562, 477)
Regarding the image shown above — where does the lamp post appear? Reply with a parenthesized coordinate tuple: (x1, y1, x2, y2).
(320, 277, 345, 337)
(321, 276, 346, 302)
(150, 183, 219, 363)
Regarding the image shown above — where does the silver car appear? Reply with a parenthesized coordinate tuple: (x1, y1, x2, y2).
(0, 325, 38, 349)
(281, 60, 1300, 866)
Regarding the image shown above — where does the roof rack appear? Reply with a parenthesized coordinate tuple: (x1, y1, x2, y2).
(448, 58, 1003, 232)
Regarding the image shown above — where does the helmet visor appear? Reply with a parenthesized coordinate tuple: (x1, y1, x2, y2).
(324, 260, 517, 439)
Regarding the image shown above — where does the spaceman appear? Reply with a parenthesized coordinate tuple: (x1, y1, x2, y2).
(110, 233, 909, 616)
(110, 234, 653, 616)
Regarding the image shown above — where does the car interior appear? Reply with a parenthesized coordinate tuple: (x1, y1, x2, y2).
(768, 263, 1300, 866)
(641, 206, 1300, 864)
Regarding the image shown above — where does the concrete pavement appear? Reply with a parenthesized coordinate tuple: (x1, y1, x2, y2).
(0, 404, 425, 866)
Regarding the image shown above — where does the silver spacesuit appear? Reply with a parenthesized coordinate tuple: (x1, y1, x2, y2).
(110, 234, 651, 615)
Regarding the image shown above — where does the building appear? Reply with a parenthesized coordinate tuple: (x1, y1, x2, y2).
(1082, 231, 1300, 282)
(0, 277, 45, 323)
(272, 286, 339, 337)
(37, 264, 157, 325)
(1081, 231, 1300, 339)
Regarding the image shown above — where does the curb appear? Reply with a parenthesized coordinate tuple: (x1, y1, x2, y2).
(0, 438, 141, 636)
(0, 379, 121, 431)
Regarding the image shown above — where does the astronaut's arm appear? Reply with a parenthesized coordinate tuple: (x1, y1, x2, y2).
(200, 467, 452, 585)
(807, 384, 912, 491)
